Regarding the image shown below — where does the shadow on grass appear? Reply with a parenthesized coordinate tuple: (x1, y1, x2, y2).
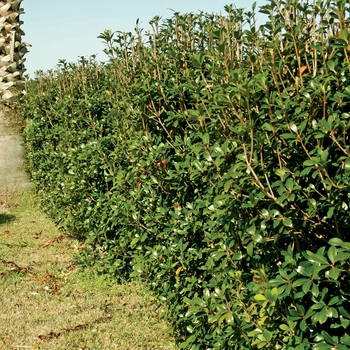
(0, 213, 16, 225)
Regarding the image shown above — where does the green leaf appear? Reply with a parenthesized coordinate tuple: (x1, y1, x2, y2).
(339, 306, 350, 318)
(248, 328, 262, 337)
(328, 238, 343, 246)
(283, 218, 293, 227)
(150, 175, 158, 184)
(296, 265, 312, 277)
(224, 179, 233, 192)
(311, 302, 325, 310)
(307, 251, 329, 265)
(300, 166, 312, 176)
(321, 331, 336, 345)
(211, 251, 227, 260)
(261, 209, 269, 217)
(192, 297, 206, 307)
(328, 295, 342, 306)
(268, 278, 285, 287)
(299, 318, 307, 331)
(202, 133, 209, 144)
(280, 133, 296, 139)
(130, 237, 139, 248)
(305, 307, 316, 319)
(327, 267, 341, 280)
(285, 178, 294, 192)
(266, 288, 278, 302)
(315, 133, 325, 139)
(293, 278, 309, 287)
(276, 168, 286, 178)
(252, 233, 264, 243)
(186, 325, 194, 334)
(302, 279, 312, 294)
(326, 207, 335, 219)
(208, 314, 220, 323)
(247, 225, 256, 235)
(279, 324, 290, 331)
(246, 242, 254, 257)
(341, 335, 350, 345)
(254, 294, 267, 301)
(257, 341, 267, 349)
(341, 318, 350, 328)
(312, 343, 333, 350)
(334, 252, 350, 262)
(311, 283, 319, 297)
(327, 245, 337, 264)
(263, 329, 272, 341)
(327, 60, 336, 73)
(262, 122, 273, 131)
(320, 149, 329, 163)
(317, 307, 329, 324)
(226, 312, 234, 325)
(339, 29, 348, 42)
(232, 251, 243, 260)
(344, 158, 350, 172)
(303, 159, 317, 166)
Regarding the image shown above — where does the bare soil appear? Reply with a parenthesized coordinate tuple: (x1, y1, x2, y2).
(0, 103, 31, 204)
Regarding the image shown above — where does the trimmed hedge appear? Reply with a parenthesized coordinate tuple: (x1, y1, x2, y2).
(20, 0, 350, 348)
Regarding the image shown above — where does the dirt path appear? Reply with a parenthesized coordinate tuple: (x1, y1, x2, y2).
(0, 104, 31, 200)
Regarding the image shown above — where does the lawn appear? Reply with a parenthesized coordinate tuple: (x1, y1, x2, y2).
(0, 190, 174, 350)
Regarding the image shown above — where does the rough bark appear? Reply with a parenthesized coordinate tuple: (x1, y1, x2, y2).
(0, 0, 30, 100)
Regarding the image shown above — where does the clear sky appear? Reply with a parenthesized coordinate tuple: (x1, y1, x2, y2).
(21, 0, 265, 77)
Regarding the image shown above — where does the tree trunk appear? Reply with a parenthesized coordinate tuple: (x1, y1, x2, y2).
(0, 0, 30, 100)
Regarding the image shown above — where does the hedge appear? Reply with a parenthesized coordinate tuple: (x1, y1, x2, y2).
(19, 0, 350, 348)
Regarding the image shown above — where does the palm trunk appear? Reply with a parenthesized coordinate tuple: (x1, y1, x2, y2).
(0, 0, 29, 100)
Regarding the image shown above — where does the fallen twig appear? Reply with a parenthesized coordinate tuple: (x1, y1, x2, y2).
(41, 233, 64, 248)
(38, 315, 113, 340)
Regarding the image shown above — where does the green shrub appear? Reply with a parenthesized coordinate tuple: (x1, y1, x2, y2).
(19, 0, 350, 348)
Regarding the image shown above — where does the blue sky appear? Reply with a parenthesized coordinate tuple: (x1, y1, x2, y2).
(21, 0, 265, 77)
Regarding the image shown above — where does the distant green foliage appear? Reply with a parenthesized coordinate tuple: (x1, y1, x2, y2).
(19, 0, 350, 348)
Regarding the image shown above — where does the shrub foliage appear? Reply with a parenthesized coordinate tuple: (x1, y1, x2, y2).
(19, 0, 350, 348)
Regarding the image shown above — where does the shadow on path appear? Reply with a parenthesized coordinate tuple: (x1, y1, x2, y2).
(0, 213, 16, 225)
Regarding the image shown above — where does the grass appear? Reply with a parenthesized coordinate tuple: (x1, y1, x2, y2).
(0, 191, 175, 350)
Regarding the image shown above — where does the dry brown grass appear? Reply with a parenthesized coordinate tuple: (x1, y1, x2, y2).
(0, 191, 174, 350)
